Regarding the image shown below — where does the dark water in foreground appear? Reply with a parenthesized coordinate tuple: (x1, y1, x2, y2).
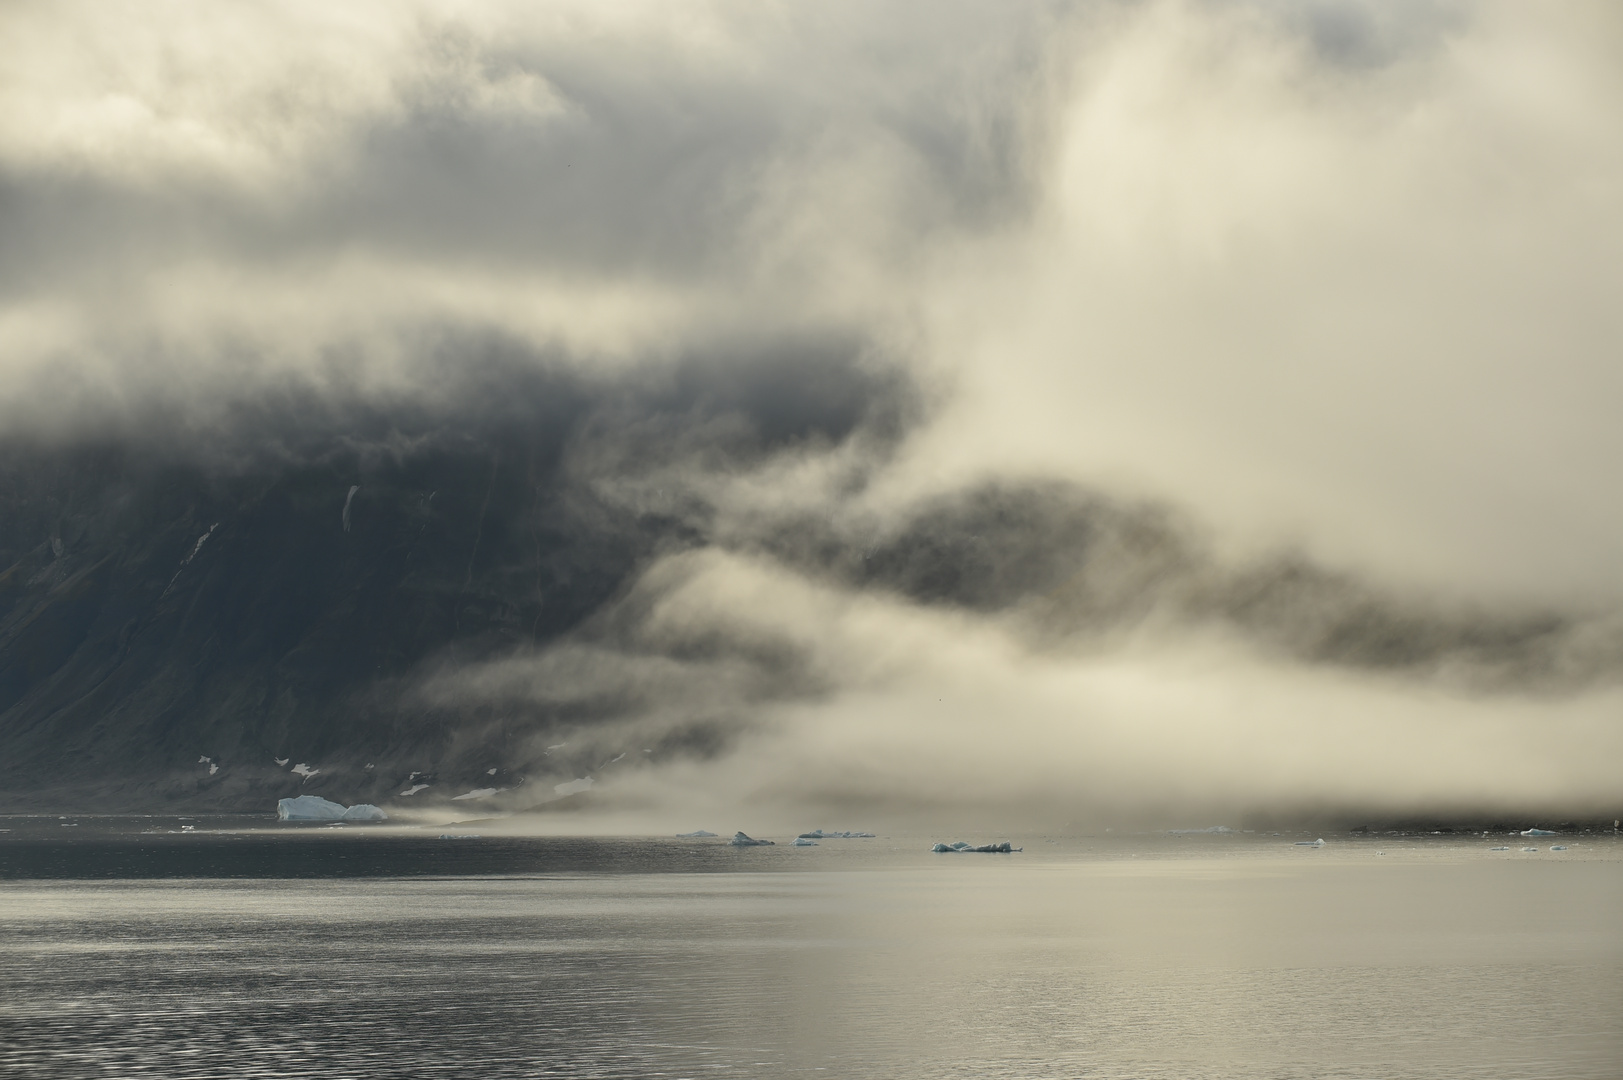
(1, 820, 1619, 1079)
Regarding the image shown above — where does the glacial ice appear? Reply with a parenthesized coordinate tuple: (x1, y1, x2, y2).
(452, 788, 500, 801)
(277, 796, 388, 821)
(931, 841, 1020, 853)
(676, 830, 718, 838)
(797, 830, 875, 839)
(1520, 828, 1557, 836)
(1168, 826, 1233, 834)
(729, 832, 775, 846)
(291, 763, 319, 781)
(554, 777, 594, 796)
(439, 834, 481, 840)
(791, 837, 818, 846)
(1294, 839, 1326, 847)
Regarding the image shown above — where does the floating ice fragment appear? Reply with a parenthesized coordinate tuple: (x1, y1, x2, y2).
(399, 784, 430, 796)
(452, 788, 500, 801)
(797, 830, 875, 839)
(1520, 828, 1557, 836)
(439, 834, 481, 840)
(554, 777, 594, 796)
(676, 830, 718, 838)
(274, 757, 289, 767)
(1168, 826, 1234, 834)
(291, 763, 319, 781)
(486, 768, 497, 775)
(277, 795, 388, 821)
(729, 832, 775, 846)
(208, 762, 218, 775)
(198, 756, 211, 764)
(1551, 845, 1568, 851)
(931, 841, 1020, 853)
(1294, 838, 1326, 847)
(791, 837, 818, 846)
(342, 485, 359, 532)
(1522, 847, 1539, 852)
(1491, 846, 1510, 851)
(607, 753, 626, 764)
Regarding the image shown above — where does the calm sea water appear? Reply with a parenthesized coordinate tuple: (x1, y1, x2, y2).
(1, 819, 1618, 1079)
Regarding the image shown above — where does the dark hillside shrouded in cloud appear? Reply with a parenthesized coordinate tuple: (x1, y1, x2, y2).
(0, 0, 1619, 820)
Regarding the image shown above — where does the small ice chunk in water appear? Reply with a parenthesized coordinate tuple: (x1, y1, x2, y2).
(399, 784, 430, 796)
(931, 841, 1020, 853)
(1522, 847, 1539, 852)
(439, 834, 481, 840)
(1551, 845, 1568, 851)
(291, 763, 319, 781)
(676, 830, 718, 838)
(277, 796, 389, 821)
(797, 829, 875, 839)
(1294, 838, 1327, 847)
(1167, 826, 1233, 834)
(1491, 846, 1510, 851)
(791, 837, 818, 846)
(1520, 828, 1557, 836)
(729, 832, 775, 846)
(553, 777, 594, 796)
(274, 757, 289, 767)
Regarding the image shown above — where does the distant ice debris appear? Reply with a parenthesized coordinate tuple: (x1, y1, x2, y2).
(399, 784, 431, 797)
(452, 788, 500, 801)
(676, 830, 718, 838)
(1520, 828, 1557, 836)
(1168, 826, 1233, 834)
(198, 756, 211, 764)
(274, 757, 289, 767)
(486, 768, 497, 775)
(1294, 839, 1327, 847)
(931, 841, 1020, 853)
(342, 485, 359, 532)
(1522, 847, 1539, 852)
(1491, 846, 1511, 851)
(791, 837, 818, 846)
(1551, 845, 1569, 851)
(209, 762, 218, 775)
(797, 830, 875, 839)
(439, 834, 481, 840)
(729, 832, 775, 846)
(277, 796, 388, 821)
(554, 777, 594, 797)
(291, 763, 319, 781)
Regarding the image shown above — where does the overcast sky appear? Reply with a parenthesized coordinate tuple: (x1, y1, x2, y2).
(5, 0, 1620, 821)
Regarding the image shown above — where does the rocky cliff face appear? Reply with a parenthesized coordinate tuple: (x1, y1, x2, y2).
(0, 349, 895, 811)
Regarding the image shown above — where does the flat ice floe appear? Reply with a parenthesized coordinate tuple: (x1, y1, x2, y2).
(797, 829, 875, 839)
(931, 841, 1020, 853)
(277, 795, 388, 821)
(1168, 826, 1233, 834)
(1293, 838, 1327, 847)
(675, 830, 718, 838)
(791, 837, 818, 846)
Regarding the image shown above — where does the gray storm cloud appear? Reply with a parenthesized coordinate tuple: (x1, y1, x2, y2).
(2, 0, 1619, 819)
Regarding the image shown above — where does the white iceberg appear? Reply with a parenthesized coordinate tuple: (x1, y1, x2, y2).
(1520, 828, 1557, 836)
(554, 777, 594, 796)
(791, 837, 818, 846)
(676, 830, 718, 838)
(277, 795, 388, 821)
(797, 829, 875, 839)
(452, 787, 500, 801)
(729, 832, 775, 846)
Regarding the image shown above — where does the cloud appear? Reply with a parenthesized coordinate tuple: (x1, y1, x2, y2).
(3, 0, 1619, 818)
